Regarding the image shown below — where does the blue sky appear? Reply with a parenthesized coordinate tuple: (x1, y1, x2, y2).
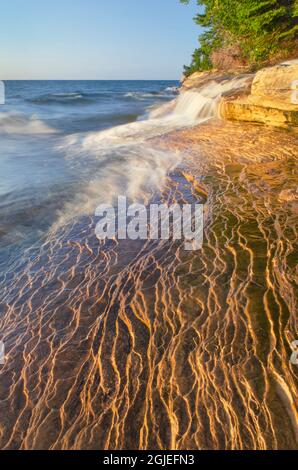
(0, 0, 201, 80)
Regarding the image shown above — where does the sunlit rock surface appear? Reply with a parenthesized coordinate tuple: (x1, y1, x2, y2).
(0, 118, 297, 450)
(181, 69, 252, 91)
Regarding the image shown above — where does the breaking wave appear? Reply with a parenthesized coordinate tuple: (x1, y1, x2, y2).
(1, 75, 297, 451)
(0, 112, 57, 134)
(29, 92, 95, 105)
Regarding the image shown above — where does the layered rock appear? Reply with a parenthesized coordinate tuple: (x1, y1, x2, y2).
(181, 69, 250, 90)
(219, 62, 298, 129)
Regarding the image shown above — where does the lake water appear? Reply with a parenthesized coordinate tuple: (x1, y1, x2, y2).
(0, 80, 178, 267)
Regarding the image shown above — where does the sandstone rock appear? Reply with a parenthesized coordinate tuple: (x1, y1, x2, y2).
(219, 61, 298, 129)
(182, 70, 238, 90)
(220, 97, 298, 129)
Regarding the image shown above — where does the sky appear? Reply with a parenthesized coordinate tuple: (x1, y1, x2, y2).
(0, 0, 201, 80)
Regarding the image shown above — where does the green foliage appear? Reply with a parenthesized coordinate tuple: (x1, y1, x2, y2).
(181, 0, 298, 75)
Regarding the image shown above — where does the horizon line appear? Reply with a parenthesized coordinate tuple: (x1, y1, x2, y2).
(2, 78, 180, 82)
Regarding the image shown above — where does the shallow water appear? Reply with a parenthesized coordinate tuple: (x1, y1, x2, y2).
(0, 81, 179, 267)
(0, 80, 297, 450)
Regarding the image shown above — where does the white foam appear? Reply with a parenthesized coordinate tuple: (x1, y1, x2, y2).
(281, 59, 298, 65)
(0, 112, 57, 135)
(70, 76, 250, 149)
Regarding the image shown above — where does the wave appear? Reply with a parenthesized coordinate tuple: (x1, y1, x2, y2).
(28, 90, 118, 105)
(0, 112, 57, 135)
(124, 89, 176, 101)
(29, 92, 93, 105)
(124, 91, 161, 100)
(53, 145, 181, 227)
(54, 75, 251, 224)
(52, 92, 82, 98)
(164, 86, 179, 94)
(29, 88, 178, 106)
